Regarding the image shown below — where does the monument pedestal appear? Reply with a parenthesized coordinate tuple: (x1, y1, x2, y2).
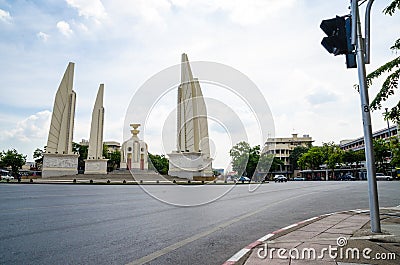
(168, 152, 214, 181)
(84, 159, 108, 174)
(42, 153, 79, 178)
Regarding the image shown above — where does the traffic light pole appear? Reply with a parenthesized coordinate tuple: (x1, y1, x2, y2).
(351, 0, 381, 233)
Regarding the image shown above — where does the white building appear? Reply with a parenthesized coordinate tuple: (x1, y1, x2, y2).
(120, 124, 148, 170)
(264, 133, 314, 175)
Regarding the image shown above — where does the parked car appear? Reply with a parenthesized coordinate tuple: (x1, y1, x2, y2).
(293, 176, 305, 181)
(338, 174, 356, 181)
(237, 176, 251, 183)
(274, 175, 287, 182)
(375, 173, 393, 181)
(1, 169, 14, 180)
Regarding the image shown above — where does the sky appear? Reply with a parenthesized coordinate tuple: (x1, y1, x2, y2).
(0, 0, 399, 169)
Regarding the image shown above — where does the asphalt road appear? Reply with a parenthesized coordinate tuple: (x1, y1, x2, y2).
(0, 181, 399, 265)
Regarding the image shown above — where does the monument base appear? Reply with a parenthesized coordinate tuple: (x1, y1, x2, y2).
(84, 159, 108, 174)
(42, 153, 79, 178)
(168, 151, 213, 180)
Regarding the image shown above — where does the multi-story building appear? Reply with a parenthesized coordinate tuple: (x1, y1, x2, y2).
(264, 134, 313, 176)
(104, 141, 121, 153)
(340, 124, 398, 151)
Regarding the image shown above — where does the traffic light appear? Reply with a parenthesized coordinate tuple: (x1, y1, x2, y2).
(320, 15, 356, 68)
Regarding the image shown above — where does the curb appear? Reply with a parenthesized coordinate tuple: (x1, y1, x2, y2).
(222, 213, 335, 265)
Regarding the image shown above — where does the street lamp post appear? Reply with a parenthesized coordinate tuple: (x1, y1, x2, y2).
(385, 108, 391, 137)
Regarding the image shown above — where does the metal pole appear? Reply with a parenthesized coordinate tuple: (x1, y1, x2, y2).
(352, 0, 381, 233)
(365, 0, 375, 64)
(385, 108, 391, 136)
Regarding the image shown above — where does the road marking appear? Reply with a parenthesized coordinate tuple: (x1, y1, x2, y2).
(227, 248, 251, 262)
(258, 233, 274, 242)
(126, 192, 316, 265)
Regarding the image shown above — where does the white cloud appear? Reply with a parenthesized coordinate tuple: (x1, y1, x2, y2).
(57, 21, 73, 37)
(66, 0, 107, 21)
(0, 8, 12, 23)
(0, 111, 51, 142)
(211, 0, 296, 25)
(37, 32, 50, 42)
(306, 89, 339, 106)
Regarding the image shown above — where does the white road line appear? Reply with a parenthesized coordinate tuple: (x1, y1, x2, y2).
(258, 233, 274, 242)
(227, 248, 251, 262)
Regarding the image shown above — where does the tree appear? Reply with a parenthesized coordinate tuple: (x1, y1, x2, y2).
(33, 148, 44, 169)
(72, 142, 87, 171)
(105, 150, 121, 171)
(368, 0, 400, 123)
(298, 146, 324, 170)
(389, 137, 400, 167)
(1, 149, 26, 177)
(229, 141, 251, 176)
(289, 146, 309, 170)
(148, 153, 169, 175)
(270, 157, 284, 172)
(323, 143, 344, 171)
(373, 139, 391, 173)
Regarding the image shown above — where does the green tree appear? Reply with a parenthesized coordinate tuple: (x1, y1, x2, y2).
(270, 157, 284, 172)
(229, 141, 251, 176)
(0, 152, 5, 168)
(289, 146, 309, 170)
(389, 137, 400, 167)
(148, 153, 169, 175)
(33, 148, 44, 169)
(323, 143, 344, 171)
(229, 142, 262, 178)
(1, 149, 26, 176)
(298, 146, 324, 170)
(373, 139, 391, 173)
(72, 142, 87, 171)
(368, 0, 400, 123)
(105, 150, 121, 171)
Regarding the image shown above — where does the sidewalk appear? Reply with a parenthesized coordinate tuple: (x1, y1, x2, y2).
(224, 207, 400, 265)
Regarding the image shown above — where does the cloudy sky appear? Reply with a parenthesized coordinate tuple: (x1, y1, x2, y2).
(0, 0, 399, 168)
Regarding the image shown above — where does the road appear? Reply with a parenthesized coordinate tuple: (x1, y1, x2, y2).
(0, 181, 399, 264)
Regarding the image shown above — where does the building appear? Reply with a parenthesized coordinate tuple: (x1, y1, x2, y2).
(79, 140, 121, 153)
(264, 134, 314, 176)
(340, 124, 398, 151)
(104, 141, 121, 153)
(120, 124, 148, 170)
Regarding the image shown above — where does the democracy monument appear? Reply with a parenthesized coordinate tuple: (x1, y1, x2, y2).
(167, 53, 214, 181)
(42, 62, 79, 178)
(42, 54, 214, 180)
(84, 84, 108, 174)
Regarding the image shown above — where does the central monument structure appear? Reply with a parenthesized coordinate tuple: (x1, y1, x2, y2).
(168, 53, 213, 181)
(84, 84, 108, 174)
(42, 62, 79, 178)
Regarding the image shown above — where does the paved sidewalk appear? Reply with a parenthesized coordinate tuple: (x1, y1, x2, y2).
(225, 207, 400, 265)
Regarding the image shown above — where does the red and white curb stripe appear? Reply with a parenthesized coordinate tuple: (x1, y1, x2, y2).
(222, 215, 328, 265)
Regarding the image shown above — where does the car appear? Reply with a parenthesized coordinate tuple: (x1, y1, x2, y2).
(274, 175, 287, 182)
(237, 176, 251, 183)
(375, 173, 393, 181)
(338, 174, 356, 181)
(1, 174, 14, 180)
(293, 177, 305, 181)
